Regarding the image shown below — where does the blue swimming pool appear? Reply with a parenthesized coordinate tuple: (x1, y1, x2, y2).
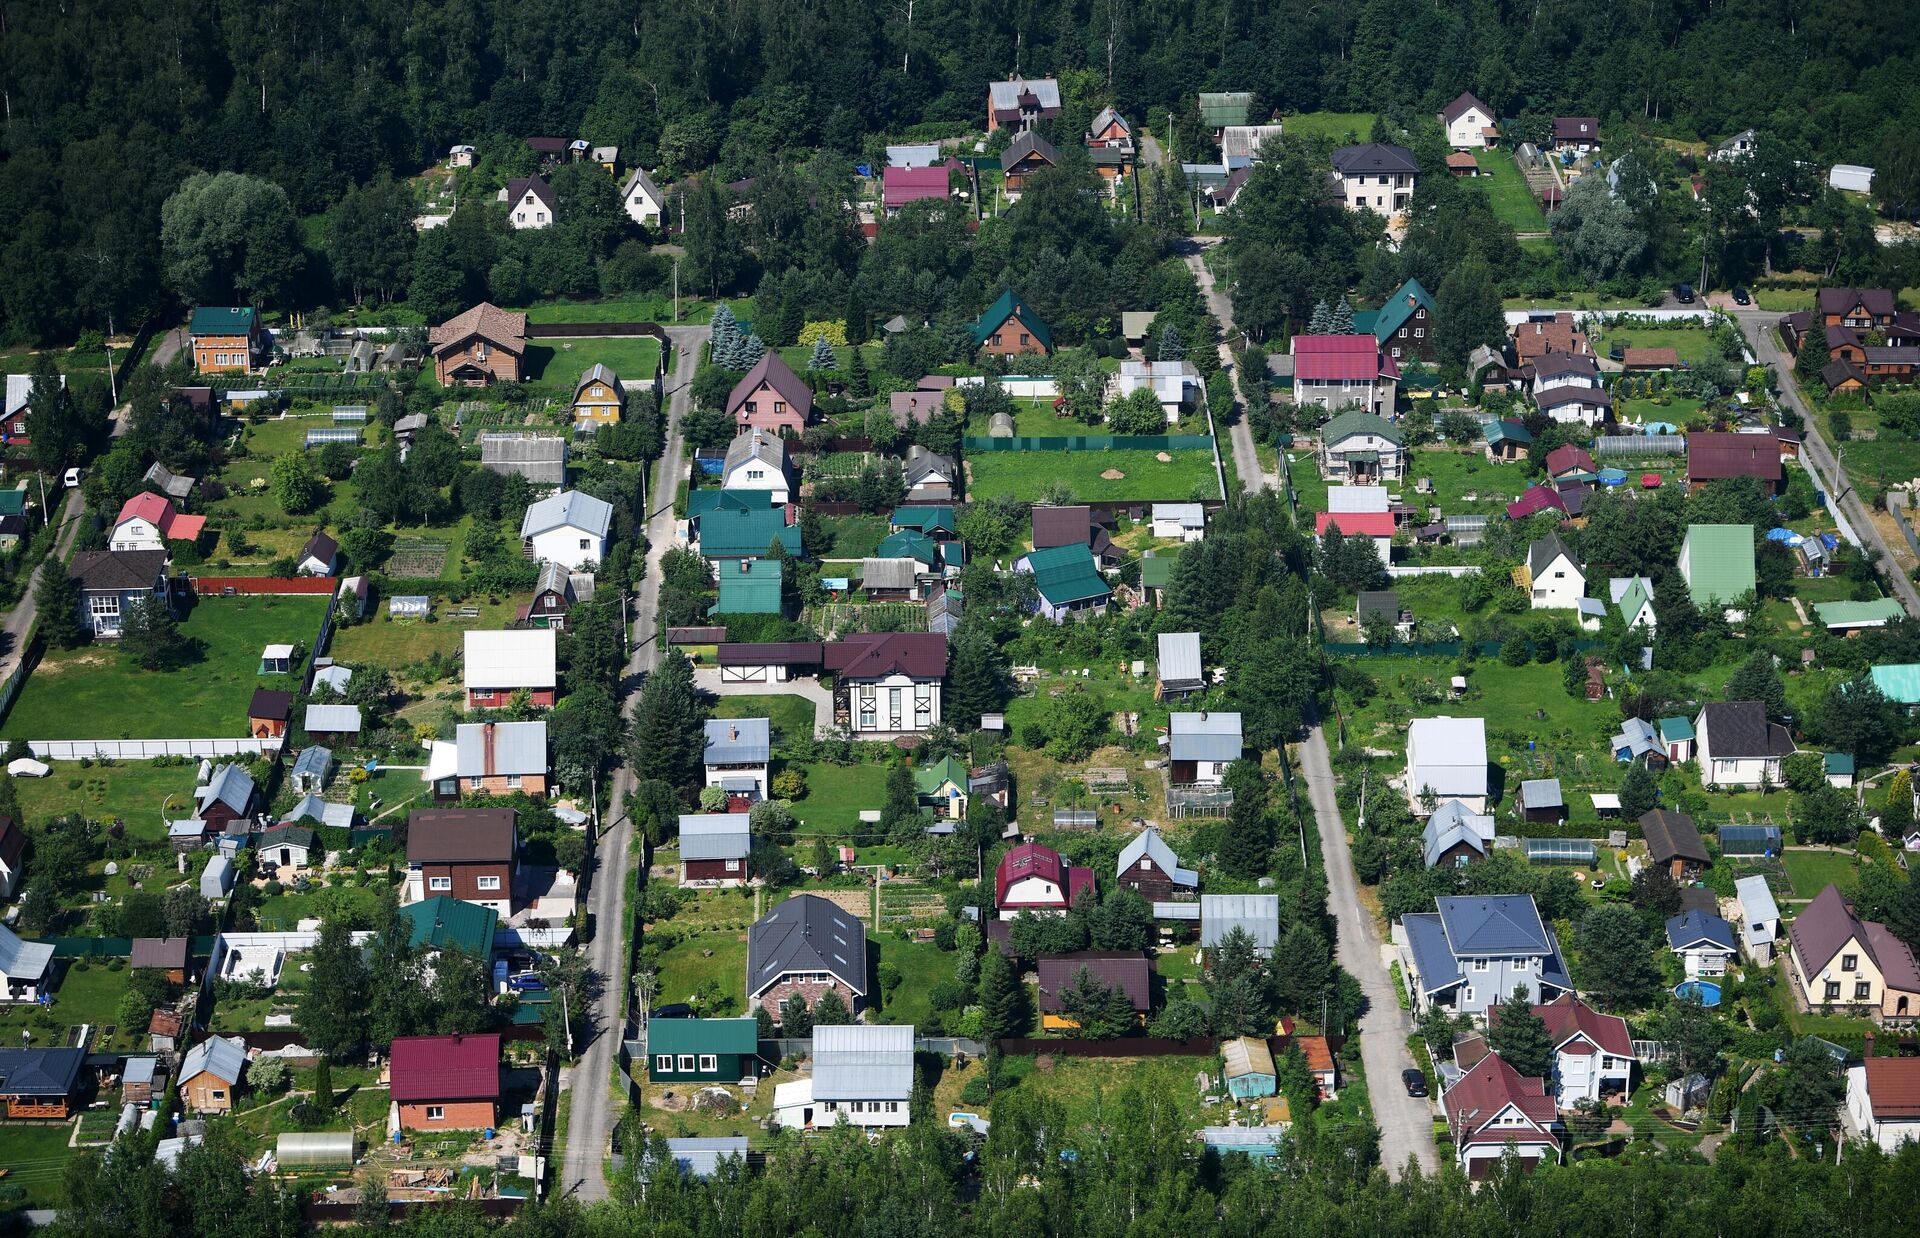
(1674, 980, 1723, 1007)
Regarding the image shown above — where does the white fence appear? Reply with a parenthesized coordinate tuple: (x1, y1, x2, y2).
(1503, 308, 1726, 327)
(1384, 565, 1482, 578)
(28, 738, 279, 761)
(954, 375, 1059, 398)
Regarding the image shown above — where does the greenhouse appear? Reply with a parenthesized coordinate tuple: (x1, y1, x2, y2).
(276, 1131, 355, 1169)
(1522, 837, 1597, 864)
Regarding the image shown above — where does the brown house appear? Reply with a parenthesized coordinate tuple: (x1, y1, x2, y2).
(247, 687, 292, 740)
(429, 302, 529, 386)
(747, 893, 868, 1019)
(1641, 808, 1710, 881)
(999, 130, 1059, 195)
(1511, 313, 1593, 376)
(131, 937, 190, 984)
(1036, 951, 1151, 1030)
(725, 353, 814, 437)
(390, 1033, 501, 1132)
(972, 289, 1053, 357)
(1685, 432, 1784, 494)
(1823, 358, 1870, 393)
(1818, 287, 1898, 330)
(1864, 346, 1920, 380)
(1115, 827, 1198, 902)
(179, 1036, 247, 1114)
(405, 807, 518, 917)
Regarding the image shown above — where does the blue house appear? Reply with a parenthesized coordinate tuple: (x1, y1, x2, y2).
(1221, 1035, 1277, 1100)
(69, 549, 178, 639)
(1397, 895, 1572, 1018)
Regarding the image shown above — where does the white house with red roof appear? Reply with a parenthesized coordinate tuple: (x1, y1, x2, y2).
(1515, 993, 1635, 1107)
(1847, 1053, 1920, 1151)
(1442, 1049, 1562, 1178)
(995, 841, 1093, 920)
(1314, 510, 1394, 565)
(110, 492, 206, 553)
(1292, 336, 1399, 416)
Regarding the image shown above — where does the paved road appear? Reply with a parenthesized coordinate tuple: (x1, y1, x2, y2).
(0, 488, 87, 681)
(1180, 239, 1271, 493)
(560, 324, 706, 1202)
(1730, 305, 1920, 617)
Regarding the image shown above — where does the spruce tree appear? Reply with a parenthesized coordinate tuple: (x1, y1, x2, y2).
(847, 347, 871, 398)
(628, 650, 709, 787)
(1331, 298, 1356, 334)
(1219, 785, 1273, 878)
(1270, 922, 1332, 1015)
(1618, 760, 1659, 820)
(977, 947, 1027, 1039)
(945, 623, 1007, 729)
(880, 760, 920, 839)
(709, 303, 739, 366)
(1488, 986, 1554, 1078)
(34, 568, 86, 649)
(1156, 322, 1185, 362)
(1794, 319, 1830, 386)
(1308, 300, 1333, 334)
(312, 1056, 334, 1110)
(808, 336, 836, 371)
(845, 286, 870, 344)
(297, 917, 370, 1060)
(737, 334, 766, 369)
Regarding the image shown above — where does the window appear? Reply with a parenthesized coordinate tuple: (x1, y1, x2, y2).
(536, 212, 547, 223)
(1462, 987, 1474, 1004)
(90, 595, 119, 617)
(1842, 954, 1857, 972)
(1414, 328, 1425, 338)
(472, 690, 496, 702)
(578, 539, 590, 551)
(1825, 981, 1842, 1000)
(1140, 858, 1151, 870)
(655, 1054, 672, 1072)
(1856, 981, 1873, 1000)
(699, 1055, 718, 1072)
(774, 401, 786, 414)
(469, 777, 485, 790)
(886, 1102, 899, 1113)
(429, 876, 452, 891)
(746, 469, 763, 480)
(990, 334, 1002, 347)
(506, 775, 522, 790)
(678, 1055, 697, 1072)
(1514, 957, 1529, 971)
(211, 1089, 227, 1101)
(1019, 334, 1031, 346)
(1472, 959, 1489, 972)
(426, 1106, 445, 1121)
(476, 875, 501, 891)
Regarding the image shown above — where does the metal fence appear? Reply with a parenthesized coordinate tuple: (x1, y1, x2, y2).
(964, 434, 1217, 452)
(27, 738, 276, 760)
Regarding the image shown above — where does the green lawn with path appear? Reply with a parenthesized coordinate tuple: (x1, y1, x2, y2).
(968, 448, 1219, 503)
(11, 761, 198, 837)
(1779, 848, 1868, 898)
(784, 762, 891, 831)
(3, 596, 330, 741)
(0, 961, 137, 1055)
(329, 596, 521, 667)
(1467, 149, 1549, 233)
(0, 1118, 83, 1208)
(524, 336, 662, 394)
(713, 695, 818, 750)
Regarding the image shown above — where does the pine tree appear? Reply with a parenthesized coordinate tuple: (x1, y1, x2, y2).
(808, 337, 836, 371)
(1618, 760, 1659, 820)
(1156, 322, 1185, 362)
(1488, 986, 1554, 1078)
(1331, 298, 1356, 333)
(1307, 300, 1333, 334)
(1794, 318, 1831, 386)
(977, 947, 1027, 1040)
(627, 650, 709, 787)
(847, 347, 871, 398)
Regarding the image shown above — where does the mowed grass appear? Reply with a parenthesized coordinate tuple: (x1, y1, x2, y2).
(0, 1118, 83, 1207)
(712, 694, 818, 750)
(784, 762, 891, 832)
(2, 596, 330, 740)
(523, 336, 662, 394)
(1407, 448, 1531, 515)
(989, 1053, 1216, 1133)
(968, 448, 1219, 503)
(1618, 397, 1708, 429)
(1282, 112, 1377, 143)
(329, 597, 522, 667)
(1468, 149, 1549, 233)
(653, 933, 750, 1013)
(870, 938, 957, 1027)
(1588, 324, 1724, 367)
(1780, 847, 1869, 898)
(10, 761, 197, 838)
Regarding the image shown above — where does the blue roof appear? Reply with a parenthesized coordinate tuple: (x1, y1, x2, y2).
(1436, 895, 1554, 956)
(1657, 716, 1695, 742)
(1665, 910, 1736, 953)
(1401, 912, 1462, 995)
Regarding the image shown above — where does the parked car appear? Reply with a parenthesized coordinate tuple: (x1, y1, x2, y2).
(1732, 285, 1751, 305)
(507, 973, 546, 992)
(1673, 284, 1695, 304)
(1402, 1067, 1429, 1098)
(650, 1003, 694, 1019)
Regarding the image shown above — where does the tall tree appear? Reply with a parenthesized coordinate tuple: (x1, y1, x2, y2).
(977, 947, 1028, 1040)
(1576, 904, 1660, 1010)
(297, 917, 369, 1059)
(1057, 966, 1137, 1039)
(119, 596, 189, 672)
(1488, 987, 1554, 1079)
(627, 650, 708, 786)
(159, 171, 304, 306)
(1434, 256, 1505, 368)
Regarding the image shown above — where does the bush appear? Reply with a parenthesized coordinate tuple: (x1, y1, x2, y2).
(960, 1077, 990, 1105)
(772, 768, 808, 799)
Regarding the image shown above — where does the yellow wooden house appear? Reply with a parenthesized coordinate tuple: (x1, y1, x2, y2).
(572, 364, 625, 431)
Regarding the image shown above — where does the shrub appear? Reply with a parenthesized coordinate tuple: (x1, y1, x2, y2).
(960, 1077, 990, 1105)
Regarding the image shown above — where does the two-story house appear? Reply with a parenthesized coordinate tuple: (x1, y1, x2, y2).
(1406, 717, 1489, 812)
(1398, 894, 1572, 1017)
(1115, 827, 1198, 901)
(1678, 523, 1759, 619)
(1315, 410, 1405, 483)
(520, 490, 614, 570)
(69, 549, 176, 639)
(721, 429, 796, 505)
(523, 561, 591, 631)
(430, 303, 528, 386)
(1295, 339, 1400, 418)
(571, 364, 625, 431)
(703, 717, 770, 800)
(998, 131, 1059, 196)
(189, 307, 266, 375)
(995, 841, 1094, 919)
(1735, 874, 1780, 963)
(1552, 117, 1600, 157)
(1331, 143, 1418, 221)
(463, 629, 557, 710)
(1523, 533, 1585, 612)
(1503, 994, 1634, 1108)
(1359, 277, 1438, 363)
(1787, 884, 1920, 1023)
(971, 290, 1052, 358)
(1167, 711, 1243, 787)
(725, 354, 814, 437)
(1443, 1044, 1563, 1178)
(1695, 701, 1793, 789)
(621, 167, 666, 228)
(1423, 800, 1496, 868)
(1666, 910, 1738, 979)
(986, 75, 1062, 133)
(503, 175, 557, 229)
(1440, 92, 1499, 149)
(774, 1024, 914, 1130)
(1114, 360, 1200, 421)
(824, 631, 946, 736)
(110, 493, 205, 553)
(404, 808, 518, 917)
(747, 893, 869, 1017)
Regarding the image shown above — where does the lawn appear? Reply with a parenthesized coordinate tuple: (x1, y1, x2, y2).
(784, 762, 891, 831)
(1407, 448, 1531, 515)
(0, 960, 135, 1047)
(870, 938, 957, 1027)
(514, 295, 684, 325)
(255, 882, 390, 931)
(1283, 451, 1330, 516)
(329, 597, 522, 667)
(11, 761, 198, 839)
(1618, 396, 1707, 428)
(820, 515, 890, 559)
(652, 933, 750, 1014)
(1779, 847, 1869, 898)
(965, 398, 1080, 438)
(2, 596, 330, 741)
(1468, 149, 1549, 233)
(0, 1118, 83, 1209)
(1587, 324, 1724, 367)
(1282, 112, 1377, 143)
(523, 337, 662, 396)
(967, 447, 1219, 503)
(989, 1053, 1215, 1134)
(713, 695, 818, 751)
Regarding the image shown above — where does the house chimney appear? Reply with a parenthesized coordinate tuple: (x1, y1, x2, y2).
(730, 725, 739, 740)
(483, 722, 496, 777)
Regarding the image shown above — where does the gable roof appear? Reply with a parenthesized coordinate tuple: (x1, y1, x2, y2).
(1525, 993, 1633, 1058)
(821, 631, 947, 680)
(1735, 874, 1779, 931)
(704, 718, 770, 766)
(1423, 800, 1495, 867)
(1032, 505, 1095, 549)
(1553, 117, 1600, 142)
(389, 1033, 501, 1102)
(697, 508, 801, 558)
(678, 813, 752, 861)
(285, 793, 354, 829)
(1544, 444, 1597, 476)
(398, 896, 499, 957)
(1036, 952, 1151, 1013)
(1220, 1035, 1277, 1080)
(1533, 351, 1600, 382)
(520, 490, 614, 539)
(71, 548, 166, 593)
(995, 841, 1093, 909)
(455, 720, 547, 778)
(1089, 107, 1131, 137)
(1666, 910, 1737, 953)
(1698, 701, 1792, 759)
(1437, 895, 1552, 956)
(1441, 91, 1493, 124)
(258, 824, 319, 853)
(0, 924, 54, 980)
(1818, 287, 1897, 318)
(1295, 336, 1391, 383)
(1157, 632, 1203, 688)
(725, 353, 815, 421)
(1862, 1057, 1920, 1121)
(464, 629, 557, 690)
(1169, 710, 1242, 762)
(621, 166, 664, 206)
(1681, 525, 1757, 606)
(1116, 827, 1197, 888)
(248, 688, 292, 721)
(180, 1035, 247, 1086)
(988, 76, 1062, 113)
(1528, 532, 1579, 578)
(1870, 664, 1920, 705)
(1406, 716, 1488, 799)
(189, 307, 257, 336)
(429, 303, 527, 355)
(1021, 543, 1110, 607)
(813, 1023, 913, 1101)
(195, 763, 256, 817)
(1318, 408, 1404, 447)
(723, 428, 790, 479)
(1687, 433, 1782, 484)
(1332, 143, 1418, 176)
(303, 703, 361, 733)
(748, 894, 867, 998)
(1789, 884, 1868, 976)
(1371, 278, 1436, 343)
(406, 807, 516, 864)
(972, 289, 1052, 351)
(647, 1017, 757, 1061)
(1444, 1051, 1558, 1146)
(1639, 808, 1708, 864)
(574, 364, 624, 403)
(1814, 598, 1905, 628)
(882, 165, 951, 210)
(115, 492, 206, 543)
(1518, 778, 1563, 809)
(505, 175, 557, 214)
(1001, 130, 1060, 175)
(891, 505, 958, 535)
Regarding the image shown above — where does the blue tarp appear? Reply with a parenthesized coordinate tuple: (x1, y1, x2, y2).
(1645, 422, 1679, 435)
(1765, 527, 1803, 544)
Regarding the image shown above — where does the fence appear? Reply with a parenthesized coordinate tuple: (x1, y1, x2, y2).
(954, 376, 1057, 398)
(1594, 435, 1686, 457)
(757, 1036, 989, 1060)
(1383, 565, 1481, 578)
(964, 434, 1217, 452)
(191, 576, 339, 596)
(994, 1036, 1215, 1057)
(27, 738, 276, 760)
(1324, 639, 1600, 659)
(0, 640, 35, 729)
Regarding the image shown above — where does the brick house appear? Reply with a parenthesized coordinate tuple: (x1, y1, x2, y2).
(971, 290, 1052, 357)
(747, 893, 868, 1020)
(725, 353, 814, 436)
(390, 1032, 501, 1132)
(189, 307, 266, 375)
(247, 688, 293, 740)
(463, 629, 557, 710)
(429, 303, 528, 386)
(404, 808, 518, 917)
(451, 720, 548, 798)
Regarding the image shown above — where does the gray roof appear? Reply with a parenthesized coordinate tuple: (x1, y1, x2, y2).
(195, 764, 256, 817)
(1736, 875, 1779, 943)
(1406, 717, 1488, 800)
(1518, 778, 1563, 809)
(520, 490, 613, 539)
(704, 718, 770, 766)
(1437, 895, 1553, 956)
(748, 894, 867, 998)
(988, 77, 1061, 112)
(664, 1136, 749, 1178)
(455, 720, 548, 778)
(200, 853, 234, 894)
(123, 1056, 158, 1086)
(1422, 801, 1494, 867)
(259, 825, 319, 853)
(1400, 912, 1462, 995)
(285, 794, 355, 829)
(480, 432, 568, 483)
(723, 429, 789, 479)
(303, 703, 362, 733)
(1169, 711, 1242, 762)
(1699, 701, 1794, 759)
(1154, 901, 1202, 920)
(1666, 911, 1737, 953)
(312, 665, 353, 694)
(811, 1023, 913, 1101)
(0, 924, 54, 980)
(678, 813, 751, 861)
(0, 1046, 84, 1097)
(1331, 142, 1418, 176)
(144, 462, 196, 499)
(1116, 827, 1197, 889)
(860, 558, 919, 590)
(1528, 532, 1579, 578)
(180, 1035, 246, 1086)
(621, 167, 664, 206)
(1153, 502, 1205, 529)
(1201, 894, 1281, 950)
(904, 449, 955, 487)
(1157, 633, 1203, 688)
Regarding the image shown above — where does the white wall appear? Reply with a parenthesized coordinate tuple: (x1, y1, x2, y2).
(528, 526, 604, 570)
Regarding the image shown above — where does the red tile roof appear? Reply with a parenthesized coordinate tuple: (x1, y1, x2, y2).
(116, 492, 206, 543)
(882, 166, 951, 210)
(1512, 314, 1592, 364)
(1530, 994, 1632, 1058)
(1315, 511, 1395, 538)
(995, 841, 1093, 910)
(1444, 1051, 1558, 1148)
(1292, 334, 1389, 381)
(389, 1033, 502, 1102)
(1863, 1057, 1920, 1119)
(1445, 152, 1479, 170)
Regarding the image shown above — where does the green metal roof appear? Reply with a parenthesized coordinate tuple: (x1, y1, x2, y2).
(891, 506, 957, 535)
(688, 489, 775, 520)
(1814, 598, 1904, 628)
(971, 290, 1052, 352)
(716, 557, 784, 614)
(1198, 92, 1253, 128)
(1319, 410, 1405, 449)
(1350, 310, 1379, 336)
(1618, 578, 1653, 624)
(645, 1017, 758, 1057)
(1022, 543, 1110, 606)
(699, 509, 801, 558)
(1680, 525, 1755, 607)
(1140, 548, 1183, 589)
(398, 896, 498, 958)
(1870, 663, 1920, 705)
(1824, 751, 1855, 775)
(0, 490, 26, 515)
(913, 755, 969, 796)
(1657, 716, 1695, 742)
(1370, 277, 1435, 344)
(189, 306, 257, 335)
(1482, 420, 1532, 445)
(877, 528, 941, 567)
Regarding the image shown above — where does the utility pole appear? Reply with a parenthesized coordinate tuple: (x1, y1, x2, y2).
(672, 256, 680, 323)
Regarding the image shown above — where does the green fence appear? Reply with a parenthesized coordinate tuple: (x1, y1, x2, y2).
(963, 434, 1218, 452)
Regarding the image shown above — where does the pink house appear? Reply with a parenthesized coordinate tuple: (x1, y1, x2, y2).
(725, 354, 814, 437)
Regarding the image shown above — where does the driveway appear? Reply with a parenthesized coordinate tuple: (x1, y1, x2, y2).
(692, 667, 832, 735)
(0, 487, 87, 683)
(559, 323, 707, 1203)
(1180, 239, 1272, 493)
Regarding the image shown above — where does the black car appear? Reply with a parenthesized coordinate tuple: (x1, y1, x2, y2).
(1402, 1067, 1429, 1098)
(1733, 285, 1752, 306)
(650, 1003, 694, 1019)
(1673, 283, 1695, 304)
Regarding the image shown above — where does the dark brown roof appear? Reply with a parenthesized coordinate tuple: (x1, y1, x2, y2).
(1699, 701, 1793, 758)
(821, 632, 947, 680)
(505, 175, 557, 214)
(1686, 432, 1783, 484)
(1789, 884, 1864, 977)
(429, 302, 528, 356)
(1000, 130, 1060, 173)
(1822, 358, 1869, 390)
(407, 807, 517, 863)
(1532, 351, 1598, 380)
(301, 530, 338, 564)
(717, 641, 824, 667)
(1553, 117, 1600, 142)
(0, 818, 21, 870)
(1817, 287, 1896, 319)
(248, 688, 293, 721)
(725, 353, 814, 421)
(1441, 91, 1491, 125)
(1638, 809, 1708, 865)
(1035, 951, 1151, 1013)
(131, 938, 190, 970)
(1032, 505, 1093, 549)
(71, 549, 166, 592)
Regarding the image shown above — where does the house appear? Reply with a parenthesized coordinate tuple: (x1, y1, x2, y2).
(2, 372, 62, 442)
(1522, 533, 1584, 611)
(397, 895, 498, 963)
(1621, 347, 1680, 373)
(889, 388, 947, 426)
(1847, 1056, 1920, 1152)
(677, 813, 752, 888)
(294, 530, 338, 577)
(1406, 717, 1489, 812)
(524, 561, 591, 631)
(1540, 444, 1596, 482)
(774, 1023, 914, 1130)
(143, 463, 196, 505)
(390, 1033, 501, 1131)
(721, 430, 796, 504)
(1687, 433, 1782, 494)
(194, 763, 257, 830)
(0, 1047, 83, 1120)
(464, 629, 558, 710)
(1510, 994, 1633, 1108)
(303, 703, 361, 745)
(1294, 339, 1399, 418)
(1397, 894, 1572, 1017)
(1613, 576, 1656, 632)
(1666, 910, 1737, 978)
(1315, 414, 1405, 488)
(1357, 277, 1438, 364)
(1640, 808, 1710, 880)
(904, 448, 957, 502)
(1115, 360, 1200, 420)
(824, 632, 946, 735)
(1221, 124, 1285, 165)
(1815, 598, 1906, 634)
(480, 432, 568, 484)
(927, 588, 962, 636)
(1442, 1049, 1563, 1178)
(0, 924, 54, 1003)
(1695, 701, 1793, 789)
(199, 853, 235, 899)
(1440, 91, 1499, 149)
(1511, 315, 1594, 376)
(572, 364, 625, 431)
(725, 353, 813, 437)
(986, 75, 1062, 132)
(120, 1056, 160, 1107)
(1032, 504, 1117, 560)
(525, 135, 568, 165)
(190, 307, 266, 375)
(404, 807, 518, 917)
(1424, 799, 1495, 868)
(1679, 525, 1757, 617)
(695, 507, 801, 562)
(1138, 550, 1181, 605)
(1518, 779, 1565, 824)
(70, 549, 173, 638)
(1788, 884, 1920, 1022)
(621, 167, 666, 227)
(450, 720, 549, 798)
(996, 841, 1094, 919)
(1865, 346, 1920, 380)
(1221, 1036, 1277, 1099)
(1200, 894, 1282, 953)
(647, 1018, 758, 1083)
(881, 165, 951, 212)
(285, 747, 333, 802)
(1331, 143, 1419, 220)
(590, 144, 619, 172)
(999, 130, 1059, 195)
(0, 818, 22, 900)
(179, 1035, 246, 1114)
(748, 893, 869, 1016)
(1535, 378, 1610, 427)
(1116, 827, 1198, 901)
(1150, 503, 1206, 542)
(912, 755, 970, 822)
(1552, 117, 1600, 156)
(503, 175, 557, 228)
(1037, 952, 1151, 1030)
(1656, 716, 1696, 763)
(1088, 106, 1135, 158)
(1168, 711, 1242, 786)
(1156, 632, 1205, 699)
(1483, 419, 1531, 461)
(1197, 91, 1253, 133)
(887, 144, 942, 168)
(1734, 874, 1781, 963)
(1015, 543, 1111, 621)
(704, 718, 770, 800)
(891, 505, 959, 540)
(248, 683, 294, 740)
(256, 825, 318, 871)
(972, 289, 1052, 357)
(430, 303, 528, 386)
(1711, 128, 1758, 161)
(520, 490, 614, 570)
(1871, 663, 1920, 708)
(110, 492, 205, 553)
